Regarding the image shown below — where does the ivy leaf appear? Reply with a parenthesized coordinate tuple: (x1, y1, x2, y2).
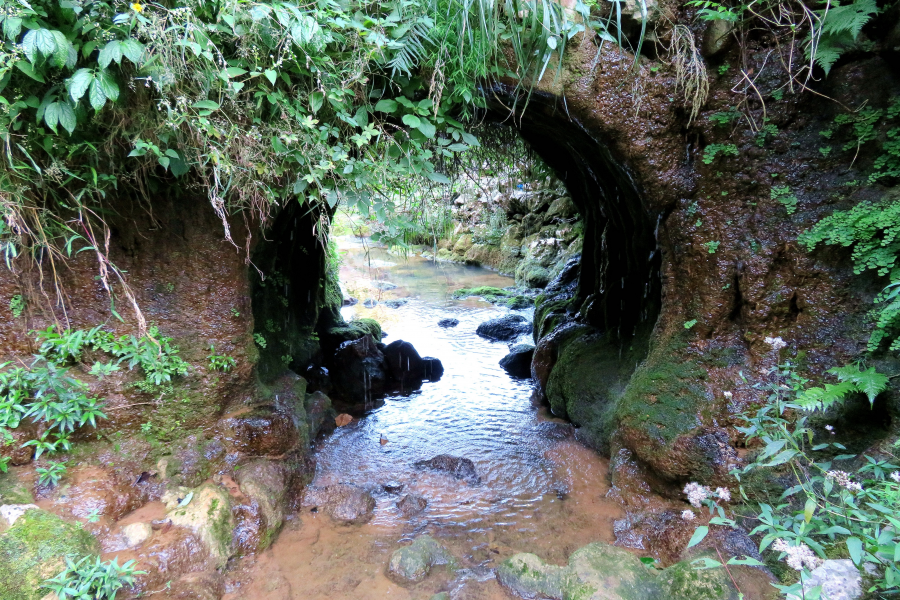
(402, 114, 421, 128)
(687, 526, 709, 548)
(68, 69, 94, 102)
(97, 70, 119, 102)
(98, 40, 123, 69)
(57, 102, 76, 134)
(88, 79, 106, 111)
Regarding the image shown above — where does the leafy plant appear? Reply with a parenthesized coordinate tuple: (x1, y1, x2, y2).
(684, 319, 698, 329)
(702, 143, 739, 164)
(807, 0, 879, 75)
(702, 240, 720, 254)
(8, 295, 24, 318)
(771, 186, 798, 215)
(36, 460, 67, 487)
(709, 109, 740, 127)
(207, 345, 236, 373)
(253, 333, 267, 349)
(43, 555, 143, 600)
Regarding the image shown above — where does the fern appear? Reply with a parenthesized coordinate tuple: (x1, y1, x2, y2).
(796, 363, 888, 411)
(808, 0, 878, 75)
(386, 17, 437, 77)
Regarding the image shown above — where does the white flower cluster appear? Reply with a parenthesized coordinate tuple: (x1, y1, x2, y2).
(723, 391, 733, 399)
(772, 539, 823, 571)
(680, 509, 695, 521)
(683, 483, 731, 507)
(826, 470, 863, 493)
(764, 336, 787, 351)
(890, 471, 900, 483)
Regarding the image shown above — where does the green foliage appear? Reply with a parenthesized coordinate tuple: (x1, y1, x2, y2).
(796, 363, 888, 410)
(207, 344, 236, 373)
(35, 325, 188, 385)
(701, 240, 720, 254)
(683, 319, 697, 329)
(43, 555, 143, 600)
(36, 460, 67, 487)
(8, 294, 24, 318)
(755, 122, 778, 147)
(771, 186, 798, 215)
(701, 143, 739, 164)
(808, 0, 878, 75)
(708, 109, 739, 127)
(799, 196, 900, 351)
(253, 333, 267, 349)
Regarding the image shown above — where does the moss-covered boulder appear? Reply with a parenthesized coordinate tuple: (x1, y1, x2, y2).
(165, 483, 234, 568)
(235, 460, 288, 551)
(0, 509, 99, 600)
(386, 534, 455, 584)
(496, 543, 739, 600)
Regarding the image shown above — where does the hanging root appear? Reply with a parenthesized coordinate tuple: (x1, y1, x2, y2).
(670, 24, 709, 126)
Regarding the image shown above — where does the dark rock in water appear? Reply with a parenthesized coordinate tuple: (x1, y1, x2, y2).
(342, 296, 358, 306)
(499, 344, 535, 378)
(396, 493, 427, 516)
(414, 455, 480, 484)
(363, 298, 378, 308)
(330, 334, 388, 403)
(437, 318, 459, 328)
(384, 298, 409, 309)
(422, 357, 444, 381)
(370, 280, 398, 290)
(383, 481, 404, 494)
(302, 483, 376, 524)
(384, 340, 426, 387)
(476, 314, 533, 341)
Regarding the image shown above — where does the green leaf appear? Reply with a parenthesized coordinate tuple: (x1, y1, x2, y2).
(121, 39, 144, 64)
(263, 69, 277, 85)
(687, 526, 709, 548)
(416, 118, 436, 138)
(14, 61, 45, 83)
(225, 67, 247, 77)
(88, 79, 106, 111)
(68, 69, 94, 102)
(193, 100, 220, 110)
(310, 92, 324, 114)
(43, 102, 60, 133)
(97, 70, 119, 102)
(374, 99, 398, 113)
(846, 537, 863, 565)
(354, 106, 368, 128)
(98, 40, 123, 69)
(804, 498, 816, 523)
(57, 102, 76, 134)
(402, 114, 421, 127)
(50, 30, 71, 68)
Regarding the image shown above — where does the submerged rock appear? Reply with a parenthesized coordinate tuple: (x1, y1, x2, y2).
(396, 494, 427, 516)
(437, 318, 460, 328)
(0, 509, 99, 600)
(414, 455, 480, 484)
(476, 314, 533, 341)
(384, 298, 409, 309)
(330, 334, 389, 402)
(496, 542, 739, 600)
(151, 570, 225, 600)
(302, 483, 375, 524)
(499, 344, 535, 378)
(386, 534, 455, 584)
(363, 298, 378, 308)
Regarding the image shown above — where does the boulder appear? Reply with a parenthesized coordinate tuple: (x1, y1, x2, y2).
(127, 527, 217, 596)
(384, 298, 409, 309)
(235, 459, 288, 551)
(330, 334, 388, 403)
(787, 559, 862, 600)
(476, 315, 533, 342)
(302, 483, 375, 524)
(165, 483, 234, 568)
(544, 196, 578, 221)
(414, 455, 480, 484)
(219, 405, 300, 457)
(386, 535, 455, 584)
(499, 344, 535, 378)
(396, 494, 427, 516)
(702, 19, 735, 57)
(422, 357, 444, 381)
(496, 543, 740, 600)
(305, 390, 334, 439)
(0, 509, 99, 600)
(0, 504, 38, 533)
(438, 318, 459, 328)
(121, 522, 153, 549)
(383, 340, 426, 386)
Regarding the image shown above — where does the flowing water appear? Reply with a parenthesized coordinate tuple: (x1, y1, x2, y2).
(224, 238, 625, 600)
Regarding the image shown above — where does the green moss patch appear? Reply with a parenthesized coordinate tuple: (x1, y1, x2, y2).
(453, 287, 533, 308)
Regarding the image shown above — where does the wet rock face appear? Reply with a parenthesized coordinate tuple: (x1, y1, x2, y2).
(219, 405, 300, 457)
(302, 483, 375, 524)
(329, 334, 389, 402)
(414, 455, 480, 484)
(499, 344, 535, 378)
(128, 526, 218, 596)
(164, 483, 235, 568)
(386, 534, 455, 584)
(150, 570, 225, 600)
(396, 494, 427, 516)
(476, 315, 533, 342)
(437, 318, 459, 328)
(47, 465, 156, 523)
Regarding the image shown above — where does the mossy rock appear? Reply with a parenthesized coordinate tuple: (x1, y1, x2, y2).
(0, 509, 99, 600)
(452, 286, 514, 303)
(0, 471, 34, 505)
(386, 534, 456, 584)
(166, 483, 234, 568)
(658, 556, 740, 600)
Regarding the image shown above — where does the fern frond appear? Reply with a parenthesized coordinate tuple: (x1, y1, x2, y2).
(821, 0, 878, 39)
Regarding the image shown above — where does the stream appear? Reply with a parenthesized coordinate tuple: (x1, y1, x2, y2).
(224, 238, 625, 600)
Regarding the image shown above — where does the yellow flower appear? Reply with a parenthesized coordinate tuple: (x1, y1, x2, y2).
(131, 2, 143, 12)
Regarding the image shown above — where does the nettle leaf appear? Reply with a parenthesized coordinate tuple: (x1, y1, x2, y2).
(98, 40, 123, 69)
(68, 69, 94, 102)
(121, 39, 145, 64)
(2, 16, 22, 41)
(88, 79, 106, 111)
(97, 70, 119, 102)
(43, 102, 60, 133)
(23, 29, 56, 63)
(57, 102, 76, 134)
(50, 30, 71, 68)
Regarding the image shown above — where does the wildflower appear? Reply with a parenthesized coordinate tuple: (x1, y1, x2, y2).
(681, 510, 695, 521)
(723, 391, 733, 399)
(131, 2, 143, 12)
(764, 336, 787, 351)
(715, 487, 731, 502)
(683, 482, 711, 508)
(826, 470, 863, 493)
(891, 472, 900, 483)
(825, 424, 834, 434)
(772, 539, 823, 571)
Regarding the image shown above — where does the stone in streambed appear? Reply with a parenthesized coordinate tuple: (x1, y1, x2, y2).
(499, 344, 535, 378)
(302, 483, 375, 525)
(164, 483, 235, 568)
(496, 542, 740, 600)
(396, 494, 427, 516)
(476, 314, 532, 341)
(386, 534, 455, 584)
(235, 459, 288, 551)
(121, 522, 153, 548)
(414, 455, 480, 484)
(384, 298, 408, 308)
(437, 318, 459, 328)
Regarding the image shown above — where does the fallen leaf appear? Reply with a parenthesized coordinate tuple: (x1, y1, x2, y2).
(335, 413, 353, 427)
(380, 435, 388, 445)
